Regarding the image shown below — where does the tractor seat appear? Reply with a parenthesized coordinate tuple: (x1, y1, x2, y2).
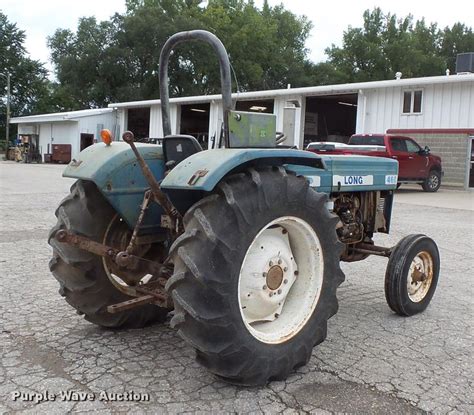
(162, 135, 203, 167)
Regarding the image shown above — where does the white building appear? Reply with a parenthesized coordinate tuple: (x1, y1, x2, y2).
(11, 73, 474, 187)
(10, 108, 118, 162)
(111, 73, 474, 188)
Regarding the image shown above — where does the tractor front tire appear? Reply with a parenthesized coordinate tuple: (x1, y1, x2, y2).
(167, 167, 345, 385)
(48, 180, 169, 328)
(385, 234, 440, 316)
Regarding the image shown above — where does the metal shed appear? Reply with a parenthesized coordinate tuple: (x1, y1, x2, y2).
(10, 108, 118, 162)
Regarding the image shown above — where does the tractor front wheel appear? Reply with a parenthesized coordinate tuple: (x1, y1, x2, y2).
(167, 167, 344, 385)
(385, 234, 440, 316)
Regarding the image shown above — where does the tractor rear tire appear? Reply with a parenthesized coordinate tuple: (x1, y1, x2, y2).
(385, 234, 440, 316)
(48, 180, 169, 328)
(167, 167, 345, 385)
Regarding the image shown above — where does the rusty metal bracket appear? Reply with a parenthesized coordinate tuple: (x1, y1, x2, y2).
(114, 251, 172, 278)
(350, 242, 392, 258)
(107, 295, 158, 313)
(55, 229, 173, 313)
(55, 229, 118, 258)
(122, 130, 183, 236)
(106, 282, 171, 313)
(125, 189, 152, 254)
(160, 215, 173, 229)
(54, 230, 172, 278)
(188, 169, 209, 186)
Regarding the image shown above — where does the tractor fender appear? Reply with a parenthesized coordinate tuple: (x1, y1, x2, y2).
(62, 142, 166, 233)
(160, 148, 325, 191)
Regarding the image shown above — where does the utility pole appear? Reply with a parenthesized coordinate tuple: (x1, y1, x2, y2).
(5, 73, 11, 160)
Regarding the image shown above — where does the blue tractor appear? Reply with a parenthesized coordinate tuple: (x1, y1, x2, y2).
(49, 31, 440, 385)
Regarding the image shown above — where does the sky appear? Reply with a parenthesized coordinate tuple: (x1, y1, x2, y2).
(1, 0, 472, 75)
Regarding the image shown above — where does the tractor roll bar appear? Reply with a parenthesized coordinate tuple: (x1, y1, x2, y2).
(159, 30, 233, 148)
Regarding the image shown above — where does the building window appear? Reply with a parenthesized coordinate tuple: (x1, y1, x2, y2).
(402, 90, 423, 114)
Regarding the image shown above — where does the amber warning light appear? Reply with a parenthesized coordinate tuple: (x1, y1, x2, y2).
(100, 129, 113, 145)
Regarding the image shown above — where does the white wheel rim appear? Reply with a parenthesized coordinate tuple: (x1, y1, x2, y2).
(407, 251, 434, 302)
(238, 216, 324, 344)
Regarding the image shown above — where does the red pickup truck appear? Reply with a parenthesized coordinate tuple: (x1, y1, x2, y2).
(306, 134, 443, 192)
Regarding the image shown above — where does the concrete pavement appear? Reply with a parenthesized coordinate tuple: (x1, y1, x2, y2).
(0, 161, 472, 414)
(396, 184, 474, 211)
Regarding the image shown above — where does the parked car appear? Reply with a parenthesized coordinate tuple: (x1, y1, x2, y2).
(306, 134, 443, 192)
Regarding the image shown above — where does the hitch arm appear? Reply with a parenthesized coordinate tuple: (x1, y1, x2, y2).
(55, 229, 118, 258)
(54, 229, 172, 278)
(54, 229, 173, 311)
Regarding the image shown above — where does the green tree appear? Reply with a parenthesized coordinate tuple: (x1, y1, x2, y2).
(325, 8, 473, 83)
(0, 12, 51, 149)
(440, 23, 474, 72)
(114, 0, 205, 99)
(47, 0, 316, 107)
(197, 0, 313, 91)
(47, 16, 125, 108)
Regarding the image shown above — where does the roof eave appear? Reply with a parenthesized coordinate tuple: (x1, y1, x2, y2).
(108, 73, 474, 109)
(10, 108, 115, 124)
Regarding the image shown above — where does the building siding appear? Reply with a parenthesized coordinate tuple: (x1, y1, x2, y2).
(359, 79, 474, 133)
(148, 104, 179, 137)
(39, 122, 78, 157)
(77, 112, 117, 142)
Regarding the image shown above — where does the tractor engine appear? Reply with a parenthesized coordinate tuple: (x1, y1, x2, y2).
(333, 194, 364, 244)
(332, 190, 391, 247)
